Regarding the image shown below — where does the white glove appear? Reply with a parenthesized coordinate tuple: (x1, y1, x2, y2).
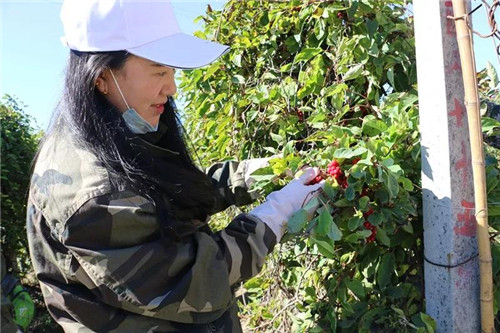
(249, 167, 323, 241)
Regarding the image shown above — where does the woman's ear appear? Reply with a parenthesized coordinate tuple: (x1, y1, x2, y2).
(95, 74, 109, 95)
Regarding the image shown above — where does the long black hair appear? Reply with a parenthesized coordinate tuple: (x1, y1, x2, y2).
(44, 50, 216, 224)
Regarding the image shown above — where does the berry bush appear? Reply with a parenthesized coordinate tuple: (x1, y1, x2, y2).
(179, 1, 500, 331)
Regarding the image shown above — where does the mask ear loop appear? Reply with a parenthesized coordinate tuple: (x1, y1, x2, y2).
(109, 69, 131, 110)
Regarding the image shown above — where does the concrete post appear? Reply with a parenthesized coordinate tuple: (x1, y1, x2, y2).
(414, 1, 480, 332)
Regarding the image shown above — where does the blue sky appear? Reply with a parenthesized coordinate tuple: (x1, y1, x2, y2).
(1, 1, 499, 130)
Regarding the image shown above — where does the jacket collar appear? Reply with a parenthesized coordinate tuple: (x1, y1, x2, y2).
(135, 117, 180, 158)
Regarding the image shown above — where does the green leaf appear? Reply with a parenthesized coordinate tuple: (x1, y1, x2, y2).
(400, 177, 414, 191)
(344, 233, 362, 243)
(376, 227, 391, 247)
(270, 132, 284, 144)
(482, 116, 500, 134)
(203, 62, 220, 80)
(327, 219, 342, 241)
(327, 308, 337, 332)
(420, 313, 436, 332)
(333, 147, 368, 159)
(297, 83, 315, 99)
(402, 223, 414, 234)
(359, 196, 370, 210)
(311, 235, 336, 258)
(375, 188, 389, 204)
(377, 253, 395, 289)
(368, 212, 383, 226)
(366, 19, 379, 37)
(381, 158, 394, 168)
(269, 158, 287, 175)
(387, 67, 395, 89)
(303, 197, 320, 219)
(316, 208, 332, 236)
(386, 286, 406, 299)
(323, 182, 338, 200)
(345, 279, 366, 298)
(232, 53, 242, 67)
(287, 208, 308, 233)
(381, 169, 400, 199)
(323, 83, 348, 97)
(357, 230, 372, 238)
(304, 216, 319, 234)
(345, 186, 355, 201)
(280, 63, 293, 72)
(362, 115, 388, 136)
(392, 306, 406, 317)
(294, 47, 322, 63)
(489, 205, 500, 216)
(281, 77, 298, 97)
(247, 166, 275, 184)
(360, 308, 386, 330)
(348, 216, 362, 231)
(343, 64, 364, 81)
(334, 198, 354, 207)
(398, 93, 418, 111)
(231, 75, 246, 84)
(486, 61, 499, 88)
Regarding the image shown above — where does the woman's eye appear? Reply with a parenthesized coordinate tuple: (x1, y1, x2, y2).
(157, 71, 167, 77)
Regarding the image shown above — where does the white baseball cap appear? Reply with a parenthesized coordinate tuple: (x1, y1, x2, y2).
(60, 0, 230, 69)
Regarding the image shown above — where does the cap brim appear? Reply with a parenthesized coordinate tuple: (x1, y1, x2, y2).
(126, 32, 229, 70)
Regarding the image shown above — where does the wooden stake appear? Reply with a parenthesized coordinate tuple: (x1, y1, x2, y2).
(451, 1, 494, 332)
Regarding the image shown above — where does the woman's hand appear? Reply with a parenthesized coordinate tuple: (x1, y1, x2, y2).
(248, 167, 323, 241)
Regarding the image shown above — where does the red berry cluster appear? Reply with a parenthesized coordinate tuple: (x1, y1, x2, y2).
(363, 209, 377, 243)
(308, 173, 324, 185)
(327, 160, 348, 188)
(297, 109, 304, 122)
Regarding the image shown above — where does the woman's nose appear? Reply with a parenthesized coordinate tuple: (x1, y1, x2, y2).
(161, 68, 177, 96)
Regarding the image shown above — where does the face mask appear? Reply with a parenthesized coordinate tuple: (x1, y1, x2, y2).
(109, 69, 159, 134)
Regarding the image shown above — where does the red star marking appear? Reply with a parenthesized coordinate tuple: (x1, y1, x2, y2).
(454, 141, 470, 184)
(445, 7, 456, 35)
(454, 200, 476, 237)
(446, 61, 461, 74)
(449, 98, 465, 127)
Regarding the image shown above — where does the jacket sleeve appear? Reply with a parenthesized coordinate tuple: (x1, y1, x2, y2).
(206, 159, 267, 213)
(60, 190, 277, 324)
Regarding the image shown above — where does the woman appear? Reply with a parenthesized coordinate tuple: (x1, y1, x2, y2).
(27, 1, 323, 332)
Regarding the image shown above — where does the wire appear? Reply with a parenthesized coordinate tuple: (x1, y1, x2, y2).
(424, 252, 479, 268)
(449, 1, 500, 67)
(472, 1, 500, 65)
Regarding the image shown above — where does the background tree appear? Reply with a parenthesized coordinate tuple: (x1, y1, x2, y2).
(0, 96, 63, 332)
(1, 95, 41, 275)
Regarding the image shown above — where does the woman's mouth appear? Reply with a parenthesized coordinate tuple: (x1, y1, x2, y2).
(152, 104, 164, 114)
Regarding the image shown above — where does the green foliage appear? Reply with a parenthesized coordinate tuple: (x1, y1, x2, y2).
(1, 95, 41, 275)
(181, 0, 417, 163)
(180, 0, 500, 331)
(479, 63, 500, 151)
(179, 0, 439, 331)
(479, 64, 500, 325)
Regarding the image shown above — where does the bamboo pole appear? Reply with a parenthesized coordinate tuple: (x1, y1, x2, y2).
(451, 1, 494, 332)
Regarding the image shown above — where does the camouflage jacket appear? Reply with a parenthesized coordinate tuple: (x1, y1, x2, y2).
(27, 127, 277, 333)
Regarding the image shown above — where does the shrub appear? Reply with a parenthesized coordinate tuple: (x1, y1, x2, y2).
(1, 94, 41, 275)
(180, 1, 500, 331)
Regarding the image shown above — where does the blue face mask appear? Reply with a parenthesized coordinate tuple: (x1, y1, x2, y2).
(109, 69, 159, 134)
(122, 108, 159, 134)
